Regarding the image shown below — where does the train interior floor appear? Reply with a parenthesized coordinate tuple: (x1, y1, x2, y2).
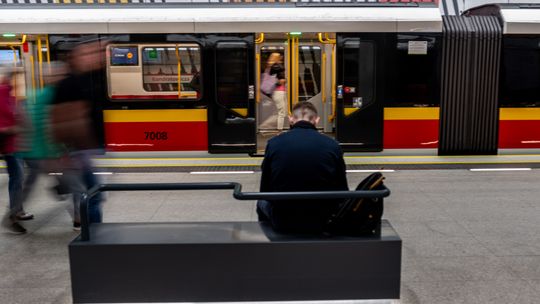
(0, 169, 539, 303)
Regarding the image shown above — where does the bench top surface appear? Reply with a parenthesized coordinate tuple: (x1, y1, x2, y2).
(72, 220, 400, 245)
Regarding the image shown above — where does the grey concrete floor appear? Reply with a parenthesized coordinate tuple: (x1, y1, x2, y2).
(0, 169, 539, 304)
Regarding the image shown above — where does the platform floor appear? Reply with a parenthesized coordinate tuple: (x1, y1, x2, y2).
(43, 149, 540, 172)
(4, 149, 540, 172)
(0, 169, 539, 303)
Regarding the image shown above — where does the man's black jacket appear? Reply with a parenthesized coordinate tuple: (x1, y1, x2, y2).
(260, 120, 348, 232)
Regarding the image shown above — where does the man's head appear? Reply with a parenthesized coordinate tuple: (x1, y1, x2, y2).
(289, 101, 320, 126)
(267, 52, 283, 67)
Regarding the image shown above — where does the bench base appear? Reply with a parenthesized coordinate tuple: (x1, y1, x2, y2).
(69, 220, 401, 303)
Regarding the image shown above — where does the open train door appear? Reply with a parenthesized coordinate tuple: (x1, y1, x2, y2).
(335, 34, 384, 152)
(207, 35, 257, 153)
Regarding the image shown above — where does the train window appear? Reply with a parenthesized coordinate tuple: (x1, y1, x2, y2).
(142, 45, 201, 98)
(342, 39, 375, 109)
(390, 35, 439, 107)
(0, 49, 21, 66)
(298, 45, 322, 102)
(107, 43, 202, 101)
(500, 37, 540, 107)
(215, 42, 249, 110)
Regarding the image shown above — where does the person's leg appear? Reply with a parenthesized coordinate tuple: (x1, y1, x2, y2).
(59, 153, 86, 226)
(274, 91, 287, 130)
(19, 159, 41, 205)
(64, 172, 84, 224)
(76, 152, 103, 224)
(5, 155, 24, 218)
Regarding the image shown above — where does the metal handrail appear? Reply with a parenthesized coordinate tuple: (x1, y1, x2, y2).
(174, 44, 182, 99)
(256, 53, 261, 103)
(80, 182, 390, 241)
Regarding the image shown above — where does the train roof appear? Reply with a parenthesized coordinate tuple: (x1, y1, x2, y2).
(500, 5, 540, 34)
(463, 3, 540, 34)
(0, 5, 442, 34)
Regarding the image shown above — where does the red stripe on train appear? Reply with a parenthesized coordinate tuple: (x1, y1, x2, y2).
(499, 120, 540, 148)
(384, 120, 439, 149)
(104, 121, 208, 151)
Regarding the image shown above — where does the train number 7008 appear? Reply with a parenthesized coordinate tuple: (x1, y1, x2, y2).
(144, 132, 168, 140)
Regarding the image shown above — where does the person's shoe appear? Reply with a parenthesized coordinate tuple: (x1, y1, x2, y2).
(8, 222, 27, 234)
(15, 212, 34, 221)
(73, 221, 81, 231)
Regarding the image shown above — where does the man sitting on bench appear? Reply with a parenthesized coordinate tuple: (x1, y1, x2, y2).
(257, 101, 348, 233)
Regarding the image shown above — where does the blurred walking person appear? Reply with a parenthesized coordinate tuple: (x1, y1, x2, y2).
(0, 69, 33, 234)
(266, 53, 287, 131)
(17, 62, 69, 209)
(50, 40, 106, 229)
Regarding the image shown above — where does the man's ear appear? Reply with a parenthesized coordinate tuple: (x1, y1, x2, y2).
(314, 116, 321, 126)
(288, 116, 296, 125)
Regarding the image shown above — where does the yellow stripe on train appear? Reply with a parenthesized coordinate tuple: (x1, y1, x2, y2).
(104, 109, 207, 123)
(500, 108, 540, 120)
(384, 107, 439, 120)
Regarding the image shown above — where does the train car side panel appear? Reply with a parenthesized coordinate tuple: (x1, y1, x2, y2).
(383, 107, 439, 149)
(104, 109, 208, 151)
(499, 108, 540, 148)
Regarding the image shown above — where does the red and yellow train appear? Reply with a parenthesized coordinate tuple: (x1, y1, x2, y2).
(0, 3, 539, 154)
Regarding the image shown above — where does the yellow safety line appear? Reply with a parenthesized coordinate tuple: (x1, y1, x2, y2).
(94, 164, 260, 168)
(346, 154, 540, 159)
(348, 160, 540, 165)
(89, 160, 540, 168)
(96, 154, 540, 161)
(98, 157, 259, 161)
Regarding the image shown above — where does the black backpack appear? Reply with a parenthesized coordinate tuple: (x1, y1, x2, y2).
(325, 172, 385, 236)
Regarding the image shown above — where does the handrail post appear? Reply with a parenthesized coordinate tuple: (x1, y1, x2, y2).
(175, 45, 182, 99)
(80, 192, 90, 241)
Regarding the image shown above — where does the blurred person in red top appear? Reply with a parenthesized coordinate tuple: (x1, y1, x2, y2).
(0, 69, 33, 234)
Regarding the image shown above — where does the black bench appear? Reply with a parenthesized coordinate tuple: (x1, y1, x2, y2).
(69, 182, 400, 303)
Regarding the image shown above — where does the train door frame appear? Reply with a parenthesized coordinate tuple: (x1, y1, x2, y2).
(256, 42, 288, 133)
(335, 33, 387, 152)
(295, 41, 331, 132)
(206, 34, 257, 154)
(255, 35, 333, 140)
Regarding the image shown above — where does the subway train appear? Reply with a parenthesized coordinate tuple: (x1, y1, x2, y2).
(0, 2, 539, 155)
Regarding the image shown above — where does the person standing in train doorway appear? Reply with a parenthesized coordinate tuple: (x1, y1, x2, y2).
(266, 53, 287, 131)
(50, 40, 106, 229)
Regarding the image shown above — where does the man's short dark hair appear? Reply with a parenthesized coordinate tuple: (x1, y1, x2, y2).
(292, 101, 318, 120)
